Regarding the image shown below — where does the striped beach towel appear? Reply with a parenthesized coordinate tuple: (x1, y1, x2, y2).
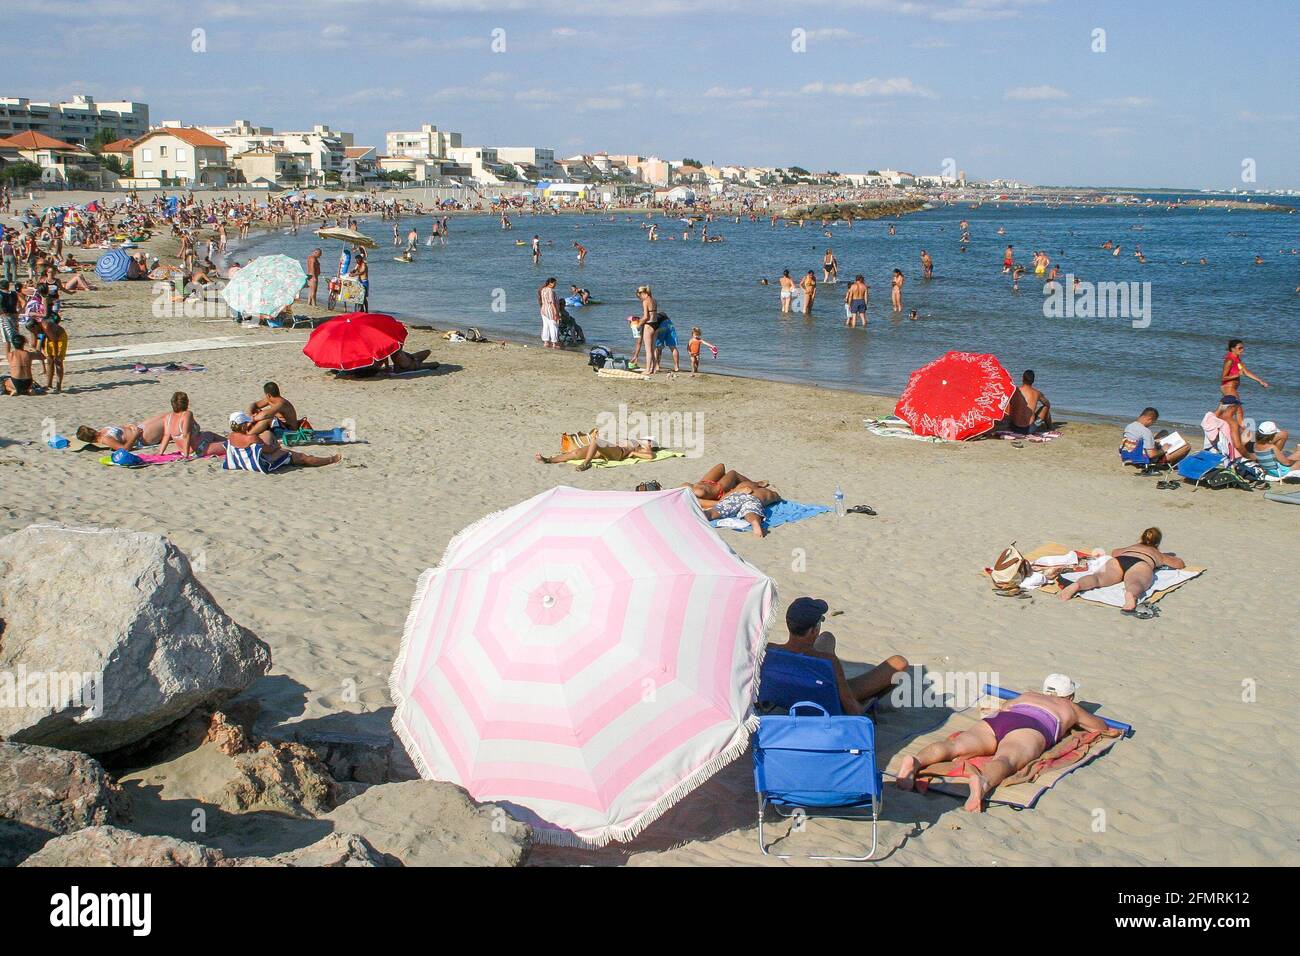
(223, 442, 290, 474)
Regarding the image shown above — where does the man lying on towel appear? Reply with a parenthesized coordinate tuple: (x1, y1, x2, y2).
(769, 597, 909, 715)
(896, 674, 1122, 812)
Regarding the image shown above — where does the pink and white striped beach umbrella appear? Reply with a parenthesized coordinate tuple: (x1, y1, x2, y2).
(389, 486, 776, 847)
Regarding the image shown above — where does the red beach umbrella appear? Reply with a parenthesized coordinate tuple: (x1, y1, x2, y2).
(894, 351, 1014, 441)
(303, 312, 407, 370)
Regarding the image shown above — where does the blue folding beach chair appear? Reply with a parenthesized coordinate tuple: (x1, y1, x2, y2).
(752, 702, 882, 861)
(757, 647, 842, 715)
(1118, 444, 1150, 467)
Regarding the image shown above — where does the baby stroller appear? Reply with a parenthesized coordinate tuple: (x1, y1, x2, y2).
(557, 298, 585, 347)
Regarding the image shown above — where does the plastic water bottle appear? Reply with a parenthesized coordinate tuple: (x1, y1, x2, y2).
(834, 485, 846, 517)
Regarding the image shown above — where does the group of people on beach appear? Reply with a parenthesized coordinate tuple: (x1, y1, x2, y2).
(74, 382, 340, 471)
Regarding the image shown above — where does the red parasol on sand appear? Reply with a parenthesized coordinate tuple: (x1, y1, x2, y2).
(303, 312, 407, 371)
(894, 351, 1014, 441)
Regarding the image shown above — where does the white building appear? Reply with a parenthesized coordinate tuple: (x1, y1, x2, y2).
(386, 124, 462, 160)
(447, 146, 507, 184)
(197, 120, 353, 184)
(0, 94, 149, 148)
(494, 146, 557, 180)
(130, 127, 230, 186)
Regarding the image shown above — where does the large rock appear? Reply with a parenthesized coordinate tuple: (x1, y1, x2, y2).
(0, 742, 125, 866)
(324, 780, 530, 866)
(220, 741, 338, 817)
(19, 825, 226, 867)
(228, 832, 397, 867)
(0, 526, 271, 754)
(21, 826, 394, 868)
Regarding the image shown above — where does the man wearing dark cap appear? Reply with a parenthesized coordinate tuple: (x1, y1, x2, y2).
(771, 597, 909, 716)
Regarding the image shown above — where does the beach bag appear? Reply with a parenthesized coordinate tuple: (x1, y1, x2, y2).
(990, 543, 1029, 593)
(560, 431, 595, 454)
(1234, 459, 1267, 484)
(588, 346, 611, 370)
(1200, 467, 1251, 491)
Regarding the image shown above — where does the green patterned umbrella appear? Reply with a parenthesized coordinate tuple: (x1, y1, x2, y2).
(220, 254, 307, 317)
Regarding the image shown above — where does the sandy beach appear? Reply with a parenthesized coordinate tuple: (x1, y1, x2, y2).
(2, 214, 1296, 868)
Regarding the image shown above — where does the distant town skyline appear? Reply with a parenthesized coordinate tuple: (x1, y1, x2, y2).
(11, 0, 1300, 190)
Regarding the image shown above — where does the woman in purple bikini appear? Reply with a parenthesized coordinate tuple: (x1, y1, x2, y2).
(895, 674, 1121, 812)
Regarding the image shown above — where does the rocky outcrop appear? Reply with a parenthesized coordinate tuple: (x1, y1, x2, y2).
(21, 825, 394, 867)
(324, 780, 530, 866)
(19, 825, 225, 867)
(220, 740, 338, 817)
(228, 832, 397, 867)
(0, 525, 271, 754)
(0, 742, 125, 866)
(779, 198, 926, 221)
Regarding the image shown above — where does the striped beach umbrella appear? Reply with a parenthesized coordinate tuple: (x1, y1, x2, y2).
(94, 248, 131, 282)
(390, 486, 776, 847)
(219, 253, 306, 317)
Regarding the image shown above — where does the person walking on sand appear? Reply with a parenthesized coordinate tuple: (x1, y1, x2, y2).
(896, 674, 1120, 812)
(305, 248, 321, 306)
(800, 270, 817, 315)
(687, 326, 717, 375)
(538, 277, 560, 349)
(891, 268, 905, 312)
(844, 274, 869, 328)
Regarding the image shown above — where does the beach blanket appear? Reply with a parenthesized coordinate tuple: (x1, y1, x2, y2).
(988, 428, 1061, 443)
(596, 367, 649, 381)
(863, 416, 945, 443)
(98, 452, 186, 468)
(131, 362, 205, 373)
(1265, 490, 1300, 505)
(711, 499, 831, 532)
(578, 449, 685, 469)
(867, 416, 1060, 444)
(998, 542, 1206, 608)
(884, 691, 1128, 809)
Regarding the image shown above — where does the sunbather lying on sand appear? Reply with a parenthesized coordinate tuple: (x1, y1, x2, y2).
(1057, 526, 1184, 613)
(770, 597, 909, 715)
(896, 674, 1121, 811)
(535, 430, 655, 471)
(702, 483, 783, 537)
(682, 463, 774, 506)
(76, 412, 172, 451)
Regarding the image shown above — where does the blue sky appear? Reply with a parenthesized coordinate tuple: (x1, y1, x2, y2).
(16, 0, 1300, 189)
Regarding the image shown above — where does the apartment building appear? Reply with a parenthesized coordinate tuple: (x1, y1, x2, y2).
(0, 94, 149, 147)
(385, 124, 463, 160)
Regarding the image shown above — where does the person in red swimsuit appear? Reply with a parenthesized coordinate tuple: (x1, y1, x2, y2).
(1221, 338, 1270, 411)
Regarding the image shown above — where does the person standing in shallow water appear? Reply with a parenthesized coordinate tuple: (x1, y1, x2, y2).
(891, 269, 905, 312)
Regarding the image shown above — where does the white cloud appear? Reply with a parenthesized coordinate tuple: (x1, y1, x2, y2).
(801, 77, 937, 98)
(1004, 85, 1068, 101)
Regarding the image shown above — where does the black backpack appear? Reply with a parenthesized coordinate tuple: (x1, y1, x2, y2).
(588, 346, 611, 370)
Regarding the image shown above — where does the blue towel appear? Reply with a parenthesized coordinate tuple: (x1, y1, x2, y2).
(711, 499, 832, 532)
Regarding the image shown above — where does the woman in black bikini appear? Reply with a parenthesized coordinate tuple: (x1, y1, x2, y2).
(1057, 527, 1185, 614)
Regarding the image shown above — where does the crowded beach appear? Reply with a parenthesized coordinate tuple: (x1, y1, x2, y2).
(0, 182, 1295, 870)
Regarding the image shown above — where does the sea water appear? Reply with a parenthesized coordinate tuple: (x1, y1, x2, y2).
(238, 196, 1300, 428)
